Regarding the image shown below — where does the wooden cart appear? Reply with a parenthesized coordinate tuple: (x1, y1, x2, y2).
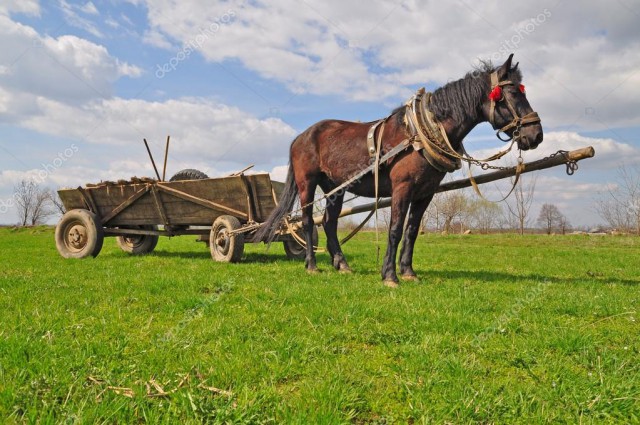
(55, 172, 313, 261)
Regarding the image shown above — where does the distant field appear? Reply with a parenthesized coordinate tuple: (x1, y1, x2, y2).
(0, 227, 638, 423)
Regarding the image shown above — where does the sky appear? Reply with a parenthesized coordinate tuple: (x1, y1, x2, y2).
(0, 0, 639, 227)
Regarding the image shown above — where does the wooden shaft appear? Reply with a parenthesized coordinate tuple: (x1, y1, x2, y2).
(162, 135, 170, 181)
(143, 138, 161, 181)
(313, 146, 595, 224)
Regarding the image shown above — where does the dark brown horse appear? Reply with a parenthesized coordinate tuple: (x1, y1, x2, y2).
(256, 54, 543, 286)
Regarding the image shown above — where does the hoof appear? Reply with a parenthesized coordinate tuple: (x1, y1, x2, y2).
(306, 268, 320, 275)
(401, 274, 419, 282)
(383, 279, 399, 288)
(338, 267, 352, 274)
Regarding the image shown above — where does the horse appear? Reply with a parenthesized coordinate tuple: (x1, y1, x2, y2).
(256, 54, 543, 286)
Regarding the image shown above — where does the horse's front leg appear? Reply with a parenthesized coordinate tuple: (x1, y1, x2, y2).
(323, 192, 351, 272)
(381, 191, 411, 287)
(399, 196, 433, 281)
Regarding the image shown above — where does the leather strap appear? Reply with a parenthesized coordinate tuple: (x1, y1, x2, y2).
(366, 120, 384, 161)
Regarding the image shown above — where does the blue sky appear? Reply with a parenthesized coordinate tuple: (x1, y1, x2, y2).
(1, 0, 639, 227)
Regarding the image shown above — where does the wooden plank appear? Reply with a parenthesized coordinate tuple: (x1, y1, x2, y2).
(77, 187, 99, 214)
(156, 183, 248, 219)
(58, 188, 89, 211)
(249, 177, 262, 220)
(151, 185, 170, 226)
(101, 184, 151, 224)
(239, 174, 255, 222)
(161, 178, 250, 212)
(248, 174, 278, 221)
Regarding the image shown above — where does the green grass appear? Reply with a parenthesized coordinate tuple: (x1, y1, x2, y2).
(1, 227, 639, 424)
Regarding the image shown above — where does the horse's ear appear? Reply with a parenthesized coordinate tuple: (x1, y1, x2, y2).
(497, 53, 514, 79)
(512, 62, 519, 72)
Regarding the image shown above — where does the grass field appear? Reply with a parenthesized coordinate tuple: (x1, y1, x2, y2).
(0, 227, 638, 424)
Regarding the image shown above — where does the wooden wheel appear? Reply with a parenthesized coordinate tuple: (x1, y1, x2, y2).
(55, 209, 104, 258)
(210, 215, 244, 262)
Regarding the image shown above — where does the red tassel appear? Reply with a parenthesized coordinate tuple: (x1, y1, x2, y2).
(489, 86, 502, 101)
(519, 84, 526, 93)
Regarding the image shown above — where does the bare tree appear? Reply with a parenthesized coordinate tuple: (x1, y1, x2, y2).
(49, 191, 66, 215)
(14, 180, 54, 226)
(595, 164, 640, 235)
(423, 198, 441, 232)
(503, 175, 537, 235)
(558, 214, 572, 235)
(435, 190, 469, 234)
(376, 208, 392, 231)
(469, 199, 503, 233)
(536, 203, 564, 234)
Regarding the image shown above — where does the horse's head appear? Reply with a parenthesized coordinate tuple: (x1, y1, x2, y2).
(482, 54, 543, 151)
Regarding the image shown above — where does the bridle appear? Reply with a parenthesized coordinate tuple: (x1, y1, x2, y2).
(488, 71, 541, 143)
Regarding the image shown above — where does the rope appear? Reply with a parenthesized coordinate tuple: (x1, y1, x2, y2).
(373, 122, 384, 265)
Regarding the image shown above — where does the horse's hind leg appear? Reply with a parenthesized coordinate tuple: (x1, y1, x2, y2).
(399, 196, 432, 281)
(323, 192, 351, 273)
(297, 178, 319, 273)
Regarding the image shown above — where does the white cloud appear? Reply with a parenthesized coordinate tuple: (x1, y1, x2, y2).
(269, 165, 288, 183)
(59, 0, 103, 38)
(0, 0, 40, 16)
(136, 0, 640, 130)
(20, 96, 297, 166)
(142, 29, 173, 49)
(80, 2, 99, 15)
(0, 15, 142, 119)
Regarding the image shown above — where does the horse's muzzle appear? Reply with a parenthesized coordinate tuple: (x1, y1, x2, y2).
(518, 125, 543, 151)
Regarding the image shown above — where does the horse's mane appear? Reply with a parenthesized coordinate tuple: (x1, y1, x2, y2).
(391, 60, 522, 125)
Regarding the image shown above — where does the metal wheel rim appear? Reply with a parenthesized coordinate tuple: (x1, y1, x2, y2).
(63, 220, 88, 253)
(214, 228, 230, 256)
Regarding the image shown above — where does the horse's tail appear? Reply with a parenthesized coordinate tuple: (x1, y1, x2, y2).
(255, 165, 298, 242)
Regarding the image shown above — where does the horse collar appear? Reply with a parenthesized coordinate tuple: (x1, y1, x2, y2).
(404, 88, 462, 173)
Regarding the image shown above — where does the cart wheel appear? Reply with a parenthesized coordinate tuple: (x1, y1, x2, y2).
(210, 215, 244, 262)
(283, 226, 319, 260)
(55, 209, 104, 258)
(169, 169, 208, 181)
(116, 225, 159, 255)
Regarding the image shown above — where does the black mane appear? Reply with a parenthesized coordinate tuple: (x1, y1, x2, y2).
(391, 60, 522, 125)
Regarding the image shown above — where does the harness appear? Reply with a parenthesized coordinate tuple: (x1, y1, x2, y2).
(488, 71, 541, 143)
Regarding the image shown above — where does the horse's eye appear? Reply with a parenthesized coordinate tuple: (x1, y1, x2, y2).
(519, 84, 526, 94)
